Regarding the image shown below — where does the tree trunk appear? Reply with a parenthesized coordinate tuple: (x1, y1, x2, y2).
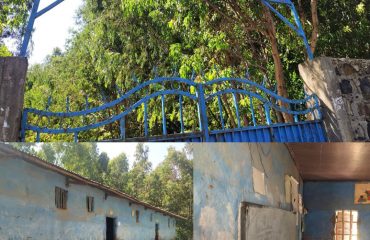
(222, 95, 237, 128)
(310, 0, 319, 54)
(262, 5, 293, 123)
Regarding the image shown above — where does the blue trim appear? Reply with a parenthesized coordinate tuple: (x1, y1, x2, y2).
(261, 0, 314, 60)
(217, 95, 225, 129)
(161, 95, 167, 135)
(35, 0, 65, 18)
(20, 0, 40, 57)
(179, 95, 184, 133)
(144, 101, 149, 137)
(21, 76, 324, 142)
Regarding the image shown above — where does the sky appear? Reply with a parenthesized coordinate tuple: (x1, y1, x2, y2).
(18, 0, 84, 64)
(96, 143, 186, 169)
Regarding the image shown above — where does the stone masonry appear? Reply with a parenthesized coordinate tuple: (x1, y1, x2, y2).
(0, 57, 28, 142)
(299, 57, 370, 142)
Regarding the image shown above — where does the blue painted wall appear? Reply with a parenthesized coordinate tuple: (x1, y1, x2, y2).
(0, 150, 177, 240)
(303, 181, 370, 240)
(194, 143, 302, 240)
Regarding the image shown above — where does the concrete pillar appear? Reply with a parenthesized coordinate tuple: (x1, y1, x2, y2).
(0, 57, 28, 142)
(299, 57, 370, 142)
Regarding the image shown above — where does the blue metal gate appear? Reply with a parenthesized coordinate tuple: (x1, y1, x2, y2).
(21, 75, 326, 142)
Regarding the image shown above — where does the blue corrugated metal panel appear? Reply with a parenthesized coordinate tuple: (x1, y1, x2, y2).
(114, 121, 327, 142)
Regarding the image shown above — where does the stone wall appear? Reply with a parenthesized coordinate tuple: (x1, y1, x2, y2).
(299, 57, 370, 142)
(0, 57, 28, 142)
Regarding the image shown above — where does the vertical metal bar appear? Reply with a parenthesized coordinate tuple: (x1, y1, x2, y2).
(289, 2, 314, 60)
(74, 132, 78, 143)
(20, 110, 28, 142)
(249, 96, 257, 126)
(144, 102, 148, 137)
(294, 115, 299, 123)
(85, 95, 89, 110)
(20, 0, 41, 56)
(313, 95, 321, 120)
(161, 95, 167, 135)
(197, 84, 209, 141)
(264, 104, 272, 125)
(120, 117, 126, 140)
(36, 131, 40, 142)
(217, 95, 225, 130)
(232, 92, 241, 128)
(179, 95, 184, 133)
(66, 96, 70, 112)
(262, 0, 313, 60)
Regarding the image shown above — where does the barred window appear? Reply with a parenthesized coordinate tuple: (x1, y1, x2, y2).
(334, 210, 358, 240)
(55, 187, 68, 209)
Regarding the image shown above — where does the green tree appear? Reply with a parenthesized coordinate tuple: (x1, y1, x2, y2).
(127, 143, 152, 197)
(49, 143, 103, 182)
(10, 142, 37, 155)
(105, 152, 129, 190)
(149, 146, 193, 240)
(0, 0, 33, 56)
(98, 152, 109, 172)
(24, 0, 370, 141)
(37, 143, 57, 164)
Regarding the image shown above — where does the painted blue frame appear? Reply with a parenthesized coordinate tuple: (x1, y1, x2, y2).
(19, 0, 313, 59)
(21, 75, 323, 142)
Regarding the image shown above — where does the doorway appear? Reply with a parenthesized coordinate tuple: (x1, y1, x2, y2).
(106, 217, 116, 240)
(155, 223, 159, 240)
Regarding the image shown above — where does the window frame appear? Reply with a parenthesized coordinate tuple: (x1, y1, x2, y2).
(86, 196, 94, 213)
(334, 210, 358, 240)
(55, 186, 68, 209)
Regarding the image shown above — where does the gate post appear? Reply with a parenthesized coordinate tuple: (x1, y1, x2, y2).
(299, 57, 370, 142)
(197, 84, 210, 142)
(0, 57, 28, 142)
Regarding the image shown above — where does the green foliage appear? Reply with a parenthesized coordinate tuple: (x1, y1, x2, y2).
(1, 0, 32, 54)
(0, 44, 12, 57)
(24, 0, 370, 140)
(314, 0, 370, 58)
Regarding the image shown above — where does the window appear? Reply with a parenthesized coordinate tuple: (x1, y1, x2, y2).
(168, 218, 170, 228)
(150, 213, 153, 222)
(334, 210, 358, 240)
(136, 210, 140, 223)
(55, 187, 68, 209)
(173, 219, 176, 227)
(87, 196, 94, 212)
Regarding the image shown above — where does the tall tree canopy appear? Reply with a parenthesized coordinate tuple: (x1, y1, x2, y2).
(21, 0, 370, 141)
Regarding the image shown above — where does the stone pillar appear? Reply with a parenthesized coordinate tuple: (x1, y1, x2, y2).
(299, 57, 370, 142)
(0, 57, 28, 142)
